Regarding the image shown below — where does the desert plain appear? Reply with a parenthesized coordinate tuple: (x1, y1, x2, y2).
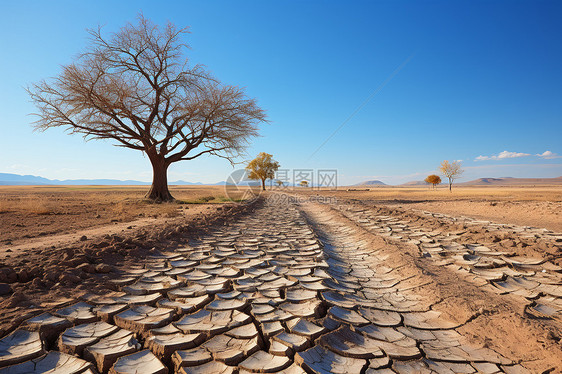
(0, 184, 561, 373)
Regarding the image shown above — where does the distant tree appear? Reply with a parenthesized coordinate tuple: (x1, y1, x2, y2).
(424, 174, 442, 190)
(439, 160, 464, 192)
(28, 15, 266, 202)
(275, 180, 284, 187)
(246, 152, 280, 191)
(299, 180, 309, 187)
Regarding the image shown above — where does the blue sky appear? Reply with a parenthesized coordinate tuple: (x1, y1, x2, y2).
(0, 0, 561, 185)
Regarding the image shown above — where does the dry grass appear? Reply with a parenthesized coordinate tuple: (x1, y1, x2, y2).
(0, 196, 59, 215)
(0, 185, 248, 243)
(20, 198, 58, 215)
(110, 200, 183, 219)
(177, 195, 244, 204)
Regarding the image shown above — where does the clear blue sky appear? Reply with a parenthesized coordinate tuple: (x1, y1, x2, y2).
(1, 0, 561, 185)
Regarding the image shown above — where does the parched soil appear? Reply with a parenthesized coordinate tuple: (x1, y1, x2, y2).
(0, 205, 218, 260)
(0, 185, 238, 245)
(398, 199, 562, 233)
(303, 196, 562, 372)
(0, 191, 560, 373)
(297, 185, 562, 232)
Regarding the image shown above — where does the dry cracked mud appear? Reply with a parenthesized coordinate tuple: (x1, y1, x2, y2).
(0, 194, 560, 373)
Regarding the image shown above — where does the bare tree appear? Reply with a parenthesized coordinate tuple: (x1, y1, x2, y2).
(246, 152, 280, 191)
(28, 15, 267, 201)
(439, 160, 463, 192)
(424, 174, 441, 190)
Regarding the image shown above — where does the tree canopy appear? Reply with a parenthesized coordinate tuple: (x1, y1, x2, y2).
(439, 160, 463, 192)
(246, 152, 280, 191)
(424, 174, 442, 189)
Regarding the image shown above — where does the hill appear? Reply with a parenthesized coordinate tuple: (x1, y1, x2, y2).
(0, 173, 53, 185)
(401, 180, 430, 186)
(460, 176, 562, 186)
(353, 180, 387, 186)
(0, 173, 208, 186)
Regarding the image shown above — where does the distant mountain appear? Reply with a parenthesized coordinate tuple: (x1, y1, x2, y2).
(0, 173, 53, 185)
(223, 180, 261, 187)
(460, 176, 562, 186)
(0, 173, 210, 186)
(353, 180, 387, 186)
(173, 180, 203, 185)
(401, 180, 430, 186)
(58, 179, 151, 186)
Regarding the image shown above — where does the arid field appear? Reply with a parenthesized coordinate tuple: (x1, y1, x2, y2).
(296, 185, 562, 232)
(0, 185, 246, 248)
(2, 185, 560, 246)
(0, 184, 561, 373)
(2, 1, 560, 372)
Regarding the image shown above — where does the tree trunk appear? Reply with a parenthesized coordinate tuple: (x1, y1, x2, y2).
(449, 178, 452, 192)
(146, 156, 174, 202)
(261, 178, 266, 191)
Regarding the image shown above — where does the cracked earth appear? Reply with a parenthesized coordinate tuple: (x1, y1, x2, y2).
(0, 194, 561, 373)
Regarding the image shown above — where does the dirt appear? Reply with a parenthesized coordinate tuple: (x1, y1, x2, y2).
(0, 186, 561, 372)
(0, 185, 238, 244)
(413, 253, 562, 372)
(402, 199, 562, 233)
(298, 199, 562, 372)
(296, 185, 562, 232)
(0, 205, 214, 260)
(0, 197, 258, 338)
(353, 201, 562, 263)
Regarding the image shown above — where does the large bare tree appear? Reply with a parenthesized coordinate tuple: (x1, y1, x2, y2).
(28, 16, 267, 201)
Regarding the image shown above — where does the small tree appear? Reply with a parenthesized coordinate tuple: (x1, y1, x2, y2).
(424, 174, 442, 190)
(275, 180, 284, 187)
(439, 160, 463, 192)
(28, 15, 266, 202)
(246, 152, 280, 191)
(299, 180, 309, 187)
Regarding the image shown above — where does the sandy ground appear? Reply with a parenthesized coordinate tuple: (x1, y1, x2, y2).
(0, 205, 213, 261)
(288, 186, 562, 370)
(0, 186, 560, 372)
(295, 185, 562, 232)
(404, 199, 562, 232)
(0, 185, 239, 245)
(299, 200, 562, 372)
(0, 199, 257, 337)
(0, 186, 253, 334)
